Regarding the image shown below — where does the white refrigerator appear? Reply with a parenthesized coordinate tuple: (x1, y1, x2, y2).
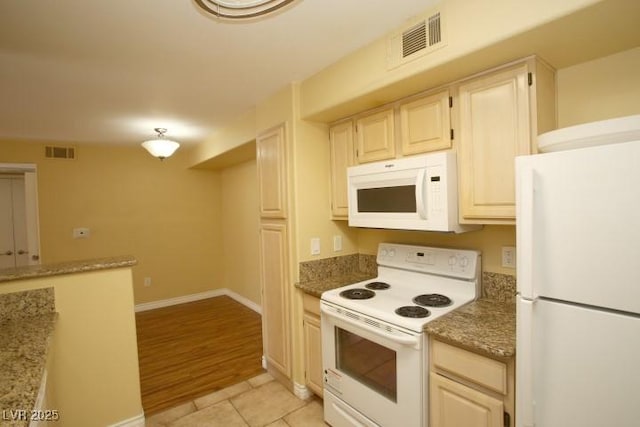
(515, 117, 640, 427)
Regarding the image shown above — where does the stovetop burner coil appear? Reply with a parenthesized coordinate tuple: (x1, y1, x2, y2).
(365, 281, 391, 290)
(413, 293, 452, 307)
(395, 305, 430, 318)
(340, 288, 375, 300)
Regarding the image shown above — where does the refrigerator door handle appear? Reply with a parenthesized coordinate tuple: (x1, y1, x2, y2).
(516, 297, 535, 427)
(516, 162, 536, 299)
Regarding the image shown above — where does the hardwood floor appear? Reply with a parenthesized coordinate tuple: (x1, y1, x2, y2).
(135, 295, 264, 415)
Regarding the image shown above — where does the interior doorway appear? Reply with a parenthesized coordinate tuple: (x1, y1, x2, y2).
(0, 163, 41, 268)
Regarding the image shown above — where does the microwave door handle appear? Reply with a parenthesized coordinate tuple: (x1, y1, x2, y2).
(415, 169, 428, 219)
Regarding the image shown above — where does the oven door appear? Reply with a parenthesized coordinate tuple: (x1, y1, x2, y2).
(321, 302, 425, 427)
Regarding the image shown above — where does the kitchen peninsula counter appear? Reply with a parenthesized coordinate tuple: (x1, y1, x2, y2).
(0, 255, 137, 283)
(0, 313, 57, 426)
(0, 256, 140, 426)
(0, 288, 57, 427)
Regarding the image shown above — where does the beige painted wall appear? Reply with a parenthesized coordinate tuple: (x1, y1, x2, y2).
(294, 117, 359, 263)
(0, 268, 142, 427)
(0, 141, 223, 304)
(189, 107, 257, 167)
(356, 226, 516, 275)
(557, 47, 640, 127)
(221, 159, 261, 306)
(300, 0, 600, 120)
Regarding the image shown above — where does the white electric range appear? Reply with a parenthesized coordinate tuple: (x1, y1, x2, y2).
(321, 243, 481, 427)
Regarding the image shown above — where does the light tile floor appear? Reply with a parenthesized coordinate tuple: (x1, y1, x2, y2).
(146, 373, 326, 427)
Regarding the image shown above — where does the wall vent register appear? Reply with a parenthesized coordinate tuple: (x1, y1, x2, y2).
(45, 146, 76, 160)
(388, 10, 445, 69)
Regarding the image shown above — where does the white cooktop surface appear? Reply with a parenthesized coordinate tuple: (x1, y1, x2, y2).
(321, 244, 481, 333)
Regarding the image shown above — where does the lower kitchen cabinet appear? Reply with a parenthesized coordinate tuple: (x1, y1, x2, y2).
(430, 373, 504, 427)
(302, 293, 323, 397)
(429, 338, 514, 427)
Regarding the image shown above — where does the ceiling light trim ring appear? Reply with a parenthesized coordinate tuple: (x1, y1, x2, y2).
(195, 0, 297, 19)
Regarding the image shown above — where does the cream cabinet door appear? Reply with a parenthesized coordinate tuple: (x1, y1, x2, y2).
(430, 372, 504, 427)
(457, 63, 531, 223)
(259, 222, 291, 377)
(329, 121, 354, 219)
(400, 90, 451, 155)
(257, 124, 287, 219)
(303, 312, 323, 397)
(355, 108, 395, 163)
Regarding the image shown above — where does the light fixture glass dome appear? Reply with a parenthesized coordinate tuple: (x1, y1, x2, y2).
(195, 0, 297, 19)
(141, 128, 180, 160)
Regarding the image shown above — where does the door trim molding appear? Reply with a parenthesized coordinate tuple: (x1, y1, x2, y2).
(0, 163, 37, 173)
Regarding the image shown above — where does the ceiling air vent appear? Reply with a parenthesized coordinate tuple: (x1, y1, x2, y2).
(388, 10, 445, 69)
(402, 21, 427, 58)
(45, 145, 76, 160)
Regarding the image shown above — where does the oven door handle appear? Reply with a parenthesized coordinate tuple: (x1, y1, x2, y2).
(321, 305, 421, 349)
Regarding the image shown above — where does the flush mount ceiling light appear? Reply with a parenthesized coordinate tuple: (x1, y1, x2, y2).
(194, 0, 298, 20)
(141, 128, 180, 160)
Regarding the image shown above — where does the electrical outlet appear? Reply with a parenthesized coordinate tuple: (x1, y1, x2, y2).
(502, 246, 516, 268)
(144, 277, 152, 287)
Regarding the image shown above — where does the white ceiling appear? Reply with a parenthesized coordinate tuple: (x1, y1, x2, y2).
(0, 0, 437, 146)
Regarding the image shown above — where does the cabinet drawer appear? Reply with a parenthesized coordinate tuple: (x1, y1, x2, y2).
(432, 340, 507, 395)
(302, 293, 321, 317)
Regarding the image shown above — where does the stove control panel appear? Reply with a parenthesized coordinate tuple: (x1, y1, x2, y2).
(377, 243, 480, 280)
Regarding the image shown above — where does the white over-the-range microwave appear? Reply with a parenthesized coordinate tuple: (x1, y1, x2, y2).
(347, 151, 480, 233)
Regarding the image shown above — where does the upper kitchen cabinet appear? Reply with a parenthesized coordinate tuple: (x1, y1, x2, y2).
(355, 108, 396, 163)
(329, 120, 355, 219)
(399, 89, 451, 156)
(456, 58, 556, 224)
(257, 124, 288, 218)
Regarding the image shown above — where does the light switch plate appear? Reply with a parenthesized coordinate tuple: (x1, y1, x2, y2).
(333, 235, 343, 252)
(502, 246, 516, 268)
(310, 238, 321, 256)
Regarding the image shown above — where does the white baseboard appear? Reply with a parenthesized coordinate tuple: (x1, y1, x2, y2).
(225, 289, 262, 314)
(108, 413, 145, 427)
(135, 288, 262, 314)
(293, 382, 313, 400)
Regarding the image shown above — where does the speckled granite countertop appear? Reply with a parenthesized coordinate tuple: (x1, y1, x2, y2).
(425, 298, 516, 359)
(0, 313, 57, 426)
(295, 271, 377, 298)
(295, 253, 377, 298)
(0, 255, 137, 284)
(0, 288, 57, 426)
